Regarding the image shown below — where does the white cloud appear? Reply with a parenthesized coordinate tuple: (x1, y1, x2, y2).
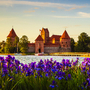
(24, 14, 33, 17)
(24, 10, 35, 13)
(0, 1, 87, 9)
(78, 12, 90, 18)
(52, 16, 80, 18)
(52, 12, 90, 18)
(34, 7, 39, 9)
(75, 25, 81, 27)
(51, 11, 55, 12)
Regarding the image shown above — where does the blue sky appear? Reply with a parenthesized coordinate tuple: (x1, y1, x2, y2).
(0, 0, 90, 42)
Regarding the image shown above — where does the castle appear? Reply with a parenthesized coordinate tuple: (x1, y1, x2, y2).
(7, 28, 71, 53)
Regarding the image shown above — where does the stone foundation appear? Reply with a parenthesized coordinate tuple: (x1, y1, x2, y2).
(28, 47, 35, 53)
(59, 47, 71, 52)
(44, 47, 59, 53)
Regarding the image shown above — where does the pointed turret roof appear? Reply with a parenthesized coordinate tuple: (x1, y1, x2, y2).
(35, 35, 43, 41)
(7, 28, 17, 37)
(61, 30, 70, 39)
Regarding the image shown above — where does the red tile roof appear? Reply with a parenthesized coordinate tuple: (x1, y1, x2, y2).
(50, 35, 61, 41)
(35, 35, 43, 41)
(61, 30, 70, 39)
(7, 28, 17, 37)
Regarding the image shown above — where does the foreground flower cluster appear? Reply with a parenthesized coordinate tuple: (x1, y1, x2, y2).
(0, 55, 90, 90)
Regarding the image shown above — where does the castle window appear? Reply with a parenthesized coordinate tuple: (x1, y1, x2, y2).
(63, 45, 65, 47)
(52, 38, 55, 44)
(62, 42, 63, 44)
(66, 42, 67, 44)
(67, 45, 68, 47)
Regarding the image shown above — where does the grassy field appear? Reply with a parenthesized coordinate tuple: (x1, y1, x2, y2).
(49, 52, 90, 57)
(0, 52, 90, 57)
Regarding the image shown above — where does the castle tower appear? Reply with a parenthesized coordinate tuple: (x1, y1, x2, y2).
(41, 28, 49, 43)
(35, 35, 44, 53)
(60, 30, 71, 52)
(7, 28, 18, 45)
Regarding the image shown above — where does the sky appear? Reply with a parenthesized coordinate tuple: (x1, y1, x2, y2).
(0, 0, 90, 42)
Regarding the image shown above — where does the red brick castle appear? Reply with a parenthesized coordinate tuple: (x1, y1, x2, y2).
(7, 28, 71, 53)
(28, 28, 71, 53)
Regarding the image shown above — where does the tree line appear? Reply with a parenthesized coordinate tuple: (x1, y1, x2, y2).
(0, 35, 29, 53)
(71, 32, 90, 52)
(0, 32, 90, 53)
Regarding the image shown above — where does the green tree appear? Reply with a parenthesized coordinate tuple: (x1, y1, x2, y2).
(14, 36, 19, 53)
(71, 38, 75, 52)
(5, 37, 12, 53)
(76, 32, 90, 52)
(0, 41, 6, 53)
(19, 35, 29, 53)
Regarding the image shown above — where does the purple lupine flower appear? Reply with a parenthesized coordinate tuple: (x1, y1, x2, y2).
(55, 76, 58, 79)
(51, 69, 55, 73)
(26, 69, 33, 76)
(3, 64, 7, 69)
(40, 75, 42, 77)
(30, 62, 36, 69)
(68, 74, 71, 78)
(0, 85, 2, 89)
(21, 63, 24, 66)
(15, 60, 20, 66)
(3, 69, 8, 74)
(66, 59, 70, 64)
(49, 85, 55, 88)
(52, 80, 56, 85)
(45, 73, 49, 77)
(58, 77, 62, 80)
(68, 64, 71, 67)
(2, 74, 5, 77)
(73, 62, 76, 66)
(83, 82, 86, 87)
(82, 67, 86, 72)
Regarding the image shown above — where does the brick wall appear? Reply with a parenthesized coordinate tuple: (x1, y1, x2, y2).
(28, 47, 35, 53)
(28, 43, 35, 53)
(44, 46, 59, 53)
(59, 47, 71, 52)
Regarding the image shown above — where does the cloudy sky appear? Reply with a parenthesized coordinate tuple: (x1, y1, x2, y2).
(0, 0, 90, 42)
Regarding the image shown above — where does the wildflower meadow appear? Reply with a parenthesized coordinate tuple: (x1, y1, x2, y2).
(0, 55, 90, 90)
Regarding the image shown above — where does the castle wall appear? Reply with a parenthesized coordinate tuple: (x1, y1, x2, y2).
(28, 43, 35, 53)
(59, 47, 71, 52)
(44, 46, 59, 53)
(28, 47, 35, 53)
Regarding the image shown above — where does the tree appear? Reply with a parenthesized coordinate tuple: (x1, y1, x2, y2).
(14, 36, 19, 53)
(76, 32, 90, 52)
(5, 37, 12, 53)
(19, 35, 29, 53)
(0, 41, 6, 53)
(71, 38, 75, 52)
